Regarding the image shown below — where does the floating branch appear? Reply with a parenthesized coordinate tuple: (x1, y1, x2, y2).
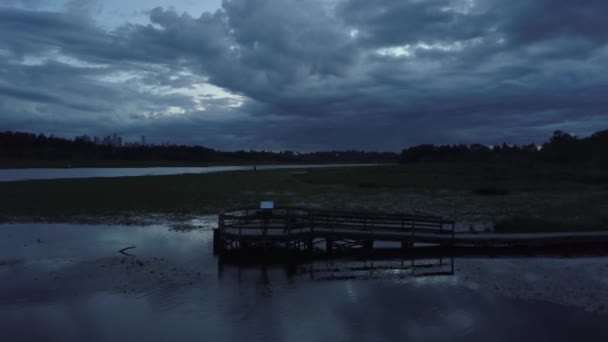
(118, 246, 136, 256)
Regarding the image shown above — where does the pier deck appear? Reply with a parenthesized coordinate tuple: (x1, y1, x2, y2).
(213, 206, 608, 256)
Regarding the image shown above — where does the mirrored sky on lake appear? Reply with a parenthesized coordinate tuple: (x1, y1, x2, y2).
(1, 222, 607, 342)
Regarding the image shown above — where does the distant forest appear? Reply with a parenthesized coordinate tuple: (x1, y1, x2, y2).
(400, 129, 608, 167)
(0, 129, 606, 167)
(0, 131, 396, 165)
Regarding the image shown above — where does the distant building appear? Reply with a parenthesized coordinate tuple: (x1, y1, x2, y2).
(101, 134, 123, 147)
(141, 136, 146, 146)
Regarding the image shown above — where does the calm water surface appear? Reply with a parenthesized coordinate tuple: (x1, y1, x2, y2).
(1, 221, 607, 342)
(0, 164, 375, 182)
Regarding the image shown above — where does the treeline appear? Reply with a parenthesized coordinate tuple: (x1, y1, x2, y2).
(3, 129, 606, 167)
(0, 131, 397, 165)
(400, 129, 608, 167)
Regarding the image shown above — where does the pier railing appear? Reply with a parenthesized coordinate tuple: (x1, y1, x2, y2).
(218, 206, 455, 238)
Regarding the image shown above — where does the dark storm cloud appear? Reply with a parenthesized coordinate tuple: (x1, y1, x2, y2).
(1, 0, 607, 150)
(0, 7, 106, 58)
(339, 0, 608, 47)
(338, 0, 494, 46)
(0, 84, 65, 105)
(500, 0, 608, 45)
(0, 83, 103, 112)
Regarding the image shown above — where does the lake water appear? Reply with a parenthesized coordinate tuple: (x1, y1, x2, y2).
(1, 221, 607, 342)
(0, 164, 376, 182)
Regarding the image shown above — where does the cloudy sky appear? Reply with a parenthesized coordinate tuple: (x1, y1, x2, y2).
(1, 0, 607, 150)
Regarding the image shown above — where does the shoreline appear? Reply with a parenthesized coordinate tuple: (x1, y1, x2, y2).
(2, 216, 608, 257)
(0, 160, 388, 170)
(1, 164, 606, 234)
(0, 163, 381, 182)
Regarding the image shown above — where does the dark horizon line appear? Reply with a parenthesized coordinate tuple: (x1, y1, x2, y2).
(1, 128, 607, 154)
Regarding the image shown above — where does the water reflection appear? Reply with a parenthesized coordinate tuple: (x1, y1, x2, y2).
(0, 164, 375, 182)
(1, 223, 607, 342)
(218, 254, 455, 283)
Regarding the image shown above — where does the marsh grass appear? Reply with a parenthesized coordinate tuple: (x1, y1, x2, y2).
(1, 163, 607, 231)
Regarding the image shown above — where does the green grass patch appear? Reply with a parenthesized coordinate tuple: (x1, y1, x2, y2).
(1, 163, 607, 232)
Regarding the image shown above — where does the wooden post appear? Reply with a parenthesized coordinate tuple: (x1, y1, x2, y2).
(450, 255, 455, 275)
(326, 238, 333, 255)
(217, 255, 224, 278)
(285, 213, 290, 249)
(410, 257, 415, 276)
(263, 216, 268, 236)
(411, 220, 415, 247)
(218, 211, 225, 230)
(212, 229, 221, 255)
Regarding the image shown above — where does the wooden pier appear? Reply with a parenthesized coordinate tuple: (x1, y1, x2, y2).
(213, 206, 455, 256)
(213, 206, 608, 257)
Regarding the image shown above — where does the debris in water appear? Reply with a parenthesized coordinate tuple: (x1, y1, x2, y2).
(118, 246, 136, 257)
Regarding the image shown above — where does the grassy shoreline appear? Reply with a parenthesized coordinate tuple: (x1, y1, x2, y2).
(1, 164, 607, 232)
(0, 160, 377, 169)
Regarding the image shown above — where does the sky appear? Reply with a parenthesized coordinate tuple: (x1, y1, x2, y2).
(1, 0, 607, 151)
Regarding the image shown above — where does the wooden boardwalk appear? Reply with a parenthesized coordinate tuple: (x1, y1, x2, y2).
(213, 206, 608, 257)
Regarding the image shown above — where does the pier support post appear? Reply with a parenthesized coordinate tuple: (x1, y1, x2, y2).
(213, 229, 222, 255)
(326, 239, 334, 255)
(401, 240, 413, 250)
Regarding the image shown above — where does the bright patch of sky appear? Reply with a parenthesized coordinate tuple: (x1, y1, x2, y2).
(36, 0, 240, 118)
(97, 69, 245, 113)
(7, 0, 223, 28)
(442, 0, 476, 14)
(376, 42, 468, 57)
